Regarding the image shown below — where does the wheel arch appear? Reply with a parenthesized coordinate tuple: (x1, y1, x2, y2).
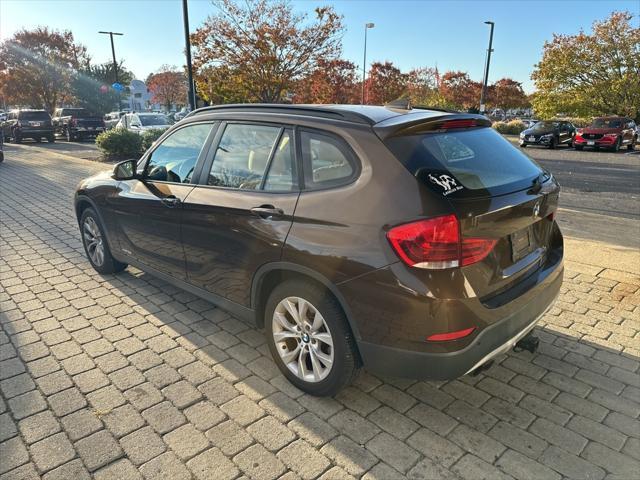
(251, 262, 363, 344)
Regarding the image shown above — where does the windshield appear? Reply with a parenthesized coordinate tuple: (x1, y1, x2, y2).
(531, 121, 559, 130)
(19, 111, 50, 121)
(62, 109, 87, 117)
(385, 127, 543, 197)
(139, 115, 169, 126)
(590, 118, 622, 128)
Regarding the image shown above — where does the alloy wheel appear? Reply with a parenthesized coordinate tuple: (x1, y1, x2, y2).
(83, 216, 105, 266)
(272, 296, 334, 383)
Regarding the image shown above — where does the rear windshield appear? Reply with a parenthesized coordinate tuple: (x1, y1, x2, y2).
(591, 118, 622, 128)
(385, 127, 543, 197)
(62, 108, 87, 116)
(19, 111, 50, 120)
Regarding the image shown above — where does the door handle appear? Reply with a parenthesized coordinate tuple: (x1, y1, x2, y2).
(251, 205, 284, 219)
(161, 195, 181, 208)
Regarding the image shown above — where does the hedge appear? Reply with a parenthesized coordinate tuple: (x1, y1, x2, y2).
(96, 127, 169, 160)
(492, 120, 526, 135)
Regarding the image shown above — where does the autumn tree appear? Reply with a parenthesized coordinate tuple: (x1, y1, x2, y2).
(196, 65, 250, 105)
(439, 71, 482, 110)
(365, 61, 406, 104)
(191, 0, 344, 103)
(490, 78, 529, 111)
(0, 27, 88, 112)
(404, 67, 453, 108)
(532, 11, 640, 120)
(71, 61, 134, 115)
(294, 58, 358, 104)
(147, 65, 188, 110)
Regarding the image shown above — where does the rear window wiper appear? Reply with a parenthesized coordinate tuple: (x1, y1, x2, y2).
(529, 171, 549, 194)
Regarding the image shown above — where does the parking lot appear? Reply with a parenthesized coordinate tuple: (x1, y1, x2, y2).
(1, 143, 639, 479)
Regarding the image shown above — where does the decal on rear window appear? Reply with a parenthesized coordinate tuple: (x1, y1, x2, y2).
(428, 173, 463, 196)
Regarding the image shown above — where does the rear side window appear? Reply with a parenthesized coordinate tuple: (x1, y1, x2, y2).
(207, 123, 282, 190)
(385, 127, 543, 197)
(300, 130, 357, 188)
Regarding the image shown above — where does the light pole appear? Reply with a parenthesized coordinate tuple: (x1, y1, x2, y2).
(361, 22, 375, 105)
(479, 21, 494, 114)
(98, 31, 123, 109)
(183, 0, 196, 111)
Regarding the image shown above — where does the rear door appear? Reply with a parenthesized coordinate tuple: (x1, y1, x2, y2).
(111, 122, 216, 279)
(384, 124, 560, 299)
(181, 122, 299, 307)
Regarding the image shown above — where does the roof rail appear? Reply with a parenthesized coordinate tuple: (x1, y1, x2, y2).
(185, 104, 374, 125)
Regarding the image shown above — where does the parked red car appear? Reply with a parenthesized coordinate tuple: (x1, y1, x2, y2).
(574, 116, 637, 152)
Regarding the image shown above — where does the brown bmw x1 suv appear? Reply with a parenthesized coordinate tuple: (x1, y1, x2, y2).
(75, 104, 564, 396)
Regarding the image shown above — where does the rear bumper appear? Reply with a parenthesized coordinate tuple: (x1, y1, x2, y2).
(16, 128, 54, 137)
(356, 260, 563, 380)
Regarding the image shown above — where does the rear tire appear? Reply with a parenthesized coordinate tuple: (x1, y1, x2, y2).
(613, 137, 621, 152)
(549, 137, 557, 149)
(47, 135, 55, 143)
(265, 280, 360, 397)
(66, 128, 74, 142)
(80, 208, 127, 275)
(13, 132, 21, 144)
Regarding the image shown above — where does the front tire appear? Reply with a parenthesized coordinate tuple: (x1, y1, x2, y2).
(265, 280, 360, 396)
(80, 208, 127, 274)
(549, 137, 557, 149)
(628, 137, 637, 151)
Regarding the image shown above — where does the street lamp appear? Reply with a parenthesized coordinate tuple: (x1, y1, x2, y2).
(98, 31, 123, 109)
(362, 22, 375, 105)
(182, 0, 196, 111)
(479, 21, 494, 114)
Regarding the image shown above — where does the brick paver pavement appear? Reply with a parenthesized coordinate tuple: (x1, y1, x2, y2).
(1, 146, 639, 479)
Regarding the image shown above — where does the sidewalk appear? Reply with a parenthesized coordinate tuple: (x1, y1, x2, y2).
(1, 147, 639, 479)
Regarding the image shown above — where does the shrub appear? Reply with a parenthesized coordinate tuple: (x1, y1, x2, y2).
(95, 129, 143, 160)
(141, 128, 169, 151)
(493, 120, 526, 135)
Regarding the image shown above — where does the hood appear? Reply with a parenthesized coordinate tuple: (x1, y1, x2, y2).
(523, 126, 556, 136)
(581, 126, 622, 134)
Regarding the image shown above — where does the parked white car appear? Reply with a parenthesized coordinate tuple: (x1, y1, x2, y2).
(116, 113, 172, 134)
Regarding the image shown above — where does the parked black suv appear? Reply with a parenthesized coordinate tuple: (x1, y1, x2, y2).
(519, 120, 575, 149)
(1, 109, 55, 143)
(75, 104, 564, 396)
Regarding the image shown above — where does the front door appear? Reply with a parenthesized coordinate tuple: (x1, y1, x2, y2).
(112, 122, 216, 279)
(182, 123, 299, 306)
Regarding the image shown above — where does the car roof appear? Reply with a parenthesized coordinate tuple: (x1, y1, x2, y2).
(188, 103, 458, 126)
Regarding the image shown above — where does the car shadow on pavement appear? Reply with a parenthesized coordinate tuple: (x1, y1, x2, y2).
(1, 155, 639, 478)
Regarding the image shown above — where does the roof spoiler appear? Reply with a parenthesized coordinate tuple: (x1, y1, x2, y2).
(374, 113, 491, 140)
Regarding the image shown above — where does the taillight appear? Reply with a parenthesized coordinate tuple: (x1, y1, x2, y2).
(439, 119, 477, 130)
(386, 215, 496, 269)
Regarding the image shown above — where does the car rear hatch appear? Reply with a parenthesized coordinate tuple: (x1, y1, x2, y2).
(378, 113, 562, 303)
(19, 112, 52, 129)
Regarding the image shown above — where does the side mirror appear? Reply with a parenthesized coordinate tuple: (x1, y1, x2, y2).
(113, 159, 138, 180)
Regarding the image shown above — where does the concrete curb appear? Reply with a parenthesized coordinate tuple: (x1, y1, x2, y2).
(564, 236, 640, 282)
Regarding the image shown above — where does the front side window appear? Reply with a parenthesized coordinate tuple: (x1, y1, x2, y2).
(145, 123, 213, 184)
(300, 130, 356, 188)
(207, 123, 281, 190)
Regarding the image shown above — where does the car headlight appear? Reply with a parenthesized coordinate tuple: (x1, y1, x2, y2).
(519, 131, 526, 138)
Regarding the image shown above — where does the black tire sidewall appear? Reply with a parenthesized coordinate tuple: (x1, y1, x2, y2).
(264, 280, 359, 396)
(79, 208, 126, 274)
